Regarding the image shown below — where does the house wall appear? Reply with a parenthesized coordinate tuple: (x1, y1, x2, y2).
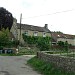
(24, 30, 51, 37)
(57, 38, 75, 45)
(10, 18, 18, 39)
(17, 29, 51, 43)
(73, 39, 75, 46)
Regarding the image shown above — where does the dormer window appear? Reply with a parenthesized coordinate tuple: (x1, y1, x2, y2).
(43, 32, 46, 37)
(33, 32, 38, 36)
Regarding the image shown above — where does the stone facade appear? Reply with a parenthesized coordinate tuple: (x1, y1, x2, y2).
(10, 18, 18, 40)
(11, 19, 51, 43)
(57, 38, 75, 46)
(52, 32, 75, 46)
(37, 52, 75, 73)
(17, 23, 51, 43)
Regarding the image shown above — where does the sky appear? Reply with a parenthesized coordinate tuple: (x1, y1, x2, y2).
(0, 0, 75, 35)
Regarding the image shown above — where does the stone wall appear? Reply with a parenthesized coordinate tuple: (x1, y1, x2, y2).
(37, 52, 75, 73)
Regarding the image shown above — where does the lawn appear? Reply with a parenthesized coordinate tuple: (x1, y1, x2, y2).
(0, 53, 20, 56)
(46, 51, 75, 58)
(18, 47, 39, 55)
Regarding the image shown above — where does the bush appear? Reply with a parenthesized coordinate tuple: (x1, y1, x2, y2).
(57, 41, 69, 52)
(22, 34, 51, 51)
(0, 46, 3, 50)
(37, 37, 50, 51)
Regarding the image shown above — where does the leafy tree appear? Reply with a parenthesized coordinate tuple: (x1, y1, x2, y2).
(57, 41, 64, 47)
(57, 41, 69, 52)
(0, 7, 13, 30)
(64, 41, 69, 52)
(37, 37, 50, 51)
(0, 29, 9, 47)
(0, 28, 11, 48)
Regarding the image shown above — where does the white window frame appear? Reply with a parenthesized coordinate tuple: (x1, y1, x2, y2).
(33, 32, 38, 36)
(43, 32, 46, 37)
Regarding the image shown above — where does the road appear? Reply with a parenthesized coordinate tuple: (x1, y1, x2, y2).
(0, 55, 41, 75)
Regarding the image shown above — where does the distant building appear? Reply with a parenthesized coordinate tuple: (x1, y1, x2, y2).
(51, 32, 75, 46)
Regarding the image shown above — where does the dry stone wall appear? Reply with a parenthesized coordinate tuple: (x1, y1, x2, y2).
(37, 52, 75, 73)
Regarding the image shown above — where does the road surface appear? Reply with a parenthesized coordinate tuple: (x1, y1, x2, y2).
(0, 55, 41, 75)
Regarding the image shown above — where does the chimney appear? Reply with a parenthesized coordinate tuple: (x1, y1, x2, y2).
(44, 24, 48, 29)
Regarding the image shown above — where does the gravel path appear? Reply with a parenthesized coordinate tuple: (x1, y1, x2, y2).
(0, 55, 41, 75)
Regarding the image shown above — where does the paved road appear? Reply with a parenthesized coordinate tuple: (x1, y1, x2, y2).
(0, 55, 41, 75)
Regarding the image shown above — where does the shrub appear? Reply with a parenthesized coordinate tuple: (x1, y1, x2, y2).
(22, 34, 51, 51)
(57, 41, 69, 52)
(37, 37, 50, 51)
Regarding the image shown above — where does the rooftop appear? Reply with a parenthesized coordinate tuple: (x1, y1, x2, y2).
(52, 32, 75, 39)
(17, 23, 51, 33)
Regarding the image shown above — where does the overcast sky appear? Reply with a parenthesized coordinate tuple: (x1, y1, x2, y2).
(0, 0, 75, 35)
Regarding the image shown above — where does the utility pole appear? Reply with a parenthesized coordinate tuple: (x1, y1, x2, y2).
(19, 13, 22, 44)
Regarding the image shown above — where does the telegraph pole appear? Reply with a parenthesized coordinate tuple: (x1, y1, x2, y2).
(19, 13, 22, 44)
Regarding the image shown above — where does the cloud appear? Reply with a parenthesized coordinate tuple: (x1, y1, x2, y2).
(0, 0, 75, 34)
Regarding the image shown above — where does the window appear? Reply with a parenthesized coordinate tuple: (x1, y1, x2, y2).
(43, 32, 46, 37)
(33, 32, 38, 36)
(24, 31, 28, 35)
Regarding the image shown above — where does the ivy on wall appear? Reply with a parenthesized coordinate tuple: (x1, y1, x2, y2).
(22, 34, 51, 51)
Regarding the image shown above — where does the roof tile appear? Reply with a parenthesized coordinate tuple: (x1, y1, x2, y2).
(17, 23, 51, 33)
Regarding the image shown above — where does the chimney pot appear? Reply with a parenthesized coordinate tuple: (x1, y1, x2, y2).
(44, 24, 48, 29)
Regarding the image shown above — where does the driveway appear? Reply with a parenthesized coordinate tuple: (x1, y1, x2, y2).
(0, 55, 41, 75)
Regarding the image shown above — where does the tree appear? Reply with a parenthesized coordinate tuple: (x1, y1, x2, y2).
(0, 28, 9, 46)
(0, 7, 13, 30)
(57, 41, 64, 47)
(37, 37, 50, 51)
(57, 41, 69, 52)
(64, 41, 69, 52)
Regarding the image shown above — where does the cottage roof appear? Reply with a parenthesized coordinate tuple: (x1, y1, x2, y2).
(17, 23, 51, 33)
(52, 32, 75, 40)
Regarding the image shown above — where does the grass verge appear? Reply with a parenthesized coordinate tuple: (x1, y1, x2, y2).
(27, 56, 75, 75)
(19, 47, 38, 55)
(0, 53, 21, 56)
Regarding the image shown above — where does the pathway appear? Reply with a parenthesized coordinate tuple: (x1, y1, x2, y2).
(0, 55, 41, 75)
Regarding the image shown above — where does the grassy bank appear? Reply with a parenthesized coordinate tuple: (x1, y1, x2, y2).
(0, 53, 21, 56)
(19, 47, 39, 55)
(27, 56, 75, 75)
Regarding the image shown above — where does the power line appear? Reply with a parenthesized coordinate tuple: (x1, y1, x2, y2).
(22, 9, 75, 19)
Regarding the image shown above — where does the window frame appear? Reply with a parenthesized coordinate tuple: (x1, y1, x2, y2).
(33, 31, 38, 36)
(43, 32, 46, 37)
